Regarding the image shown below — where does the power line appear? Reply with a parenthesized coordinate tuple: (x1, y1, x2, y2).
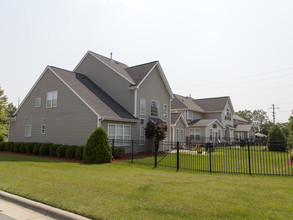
(269, 104, 280, 124)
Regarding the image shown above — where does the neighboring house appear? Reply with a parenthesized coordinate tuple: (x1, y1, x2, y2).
(233, 114, 255, 142)
(171, 113, 188, 142)
(171, 94, 235, 143)
(8, 51, 173, 151)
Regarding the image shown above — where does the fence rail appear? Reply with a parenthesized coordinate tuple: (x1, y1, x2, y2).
(130, 140, 293, 176)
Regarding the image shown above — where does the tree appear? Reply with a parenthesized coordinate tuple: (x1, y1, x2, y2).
(83, 127, 112, 164)
(145, 120, 167, 152)
(288, 115, 293, 132)
(268, 124, 287, 152)
(261, 121, 274, 135)
(236, 110, 253, 123)
(252, 110, 270, 133)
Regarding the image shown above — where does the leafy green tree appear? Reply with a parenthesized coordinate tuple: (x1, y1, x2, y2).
(83, 127, 112, 164)
(261, 121, 274, 135)
(268, 124, 287, 152)
(288, 116, 293, 132)
(145, 120, 167, 152)
(236, 110, 253, 123)
(288, 131, 293, 149)
(276, 122, 289, 137)
(252, 110, 270, 133)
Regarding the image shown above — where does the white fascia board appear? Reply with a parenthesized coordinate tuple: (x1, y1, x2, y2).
(13, 66, 50, 116)
(49, 67, 101, 119)
(137, 62, 174, 99)
(88, 51, 134, 85)
(207, 119, 225, 129)
(73, 51, 90, 72)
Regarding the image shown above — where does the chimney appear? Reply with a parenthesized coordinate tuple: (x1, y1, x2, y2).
(110, 52, 112, 61)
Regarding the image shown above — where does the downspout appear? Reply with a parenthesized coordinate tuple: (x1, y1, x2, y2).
(134, 89, 137, 117)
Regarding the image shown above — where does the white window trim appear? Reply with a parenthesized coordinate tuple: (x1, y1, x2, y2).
(180, 128, 184, 142)
(190, 128, 201, 141)
(150, 100, 160, 117)
(41, 124, 46, 134)
(46, 91, 58, 108)
(107, 124, 131, 146)
(163, 104, 168, 118)
(25, 125, 32, 137)
(140, 99, 146, 115)
(35, 98, 41, 108)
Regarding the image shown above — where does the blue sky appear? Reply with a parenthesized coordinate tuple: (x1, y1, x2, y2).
(0, 0, 292, 122)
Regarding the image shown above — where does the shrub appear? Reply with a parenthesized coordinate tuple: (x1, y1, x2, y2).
(12, 142, 20, 152)
(56, 145, 67, 158)
(66, 145, 77, 159)
(268, 125, 287, 152)
(112, 147, 125, 159)
(39, 143, 51, 156)
(0, 135, 4, 142)
(19, 143, 26, 153)
(83, 127, 112, 164)
(288, 131, 293, 150)
(0, 142, 6, 151)
(5, 142, 14, 151)
(33, 144, 42, 155)
(25, 143, 35, 154)
(75, 146, 84, 160)
(49, 144, 58, 156)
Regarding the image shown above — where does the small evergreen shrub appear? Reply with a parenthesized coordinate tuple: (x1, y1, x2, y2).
(25, 143, 35, 154)
(33, 144, 41, 155)
(49, 144, 58, 156)
(19, 143, 26, 153)
(112, 147, 125, 159)
(83, 127, 112, 164)
(56, 145, 67, 158)
(0, 142, 6, 151)
(268, 125, 287, 152)
(12, 142, 20, 152)
(66, 146, 77, 159)
(39, 143, 51, 156)
(75, 146, 84, 160)
(5, 142, 14, 151)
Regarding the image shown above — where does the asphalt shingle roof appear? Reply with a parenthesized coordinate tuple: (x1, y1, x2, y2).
(194, 97, 230, 112)
(172, 94, 205, 112)
(235, 124, 254, 132)
(171, 113, 181, 125)
(188, 119, 216, 126)
(125, 61, 157, 85)
(50, 66, 136, 120)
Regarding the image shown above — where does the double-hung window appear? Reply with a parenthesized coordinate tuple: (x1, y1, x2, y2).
(163, 104, 168, 118)
(190, 128, 201, 141)
(187, 111, 193, 120)
(150, 100, 159, 117)
(139, 118, 146, 145)
(46, 91, 58, 108)
(25, 125, 32, 137)
(35, 98, 41, 107)
(108, 124, 131, 146)
(140, 99, 146, 115)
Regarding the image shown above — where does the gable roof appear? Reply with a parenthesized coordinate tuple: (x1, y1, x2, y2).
(50, 66, 136, 121)
(233, 114, 249, 123)
(235, 124, 254, 132)
(194, 96, 230, 112)
(172, 94, 205, 112)
(188, 119, 224, 128)
(171, 113, 188, 127)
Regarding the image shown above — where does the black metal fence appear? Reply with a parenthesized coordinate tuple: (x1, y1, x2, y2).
(130, 140, 293, 176)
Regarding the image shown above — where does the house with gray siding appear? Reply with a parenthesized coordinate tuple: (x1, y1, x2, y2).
(171, 94, 235, 143)
(8, 51, 173, 150)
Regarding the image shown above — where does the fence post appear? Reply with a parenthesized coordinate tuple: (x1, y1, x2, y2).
(131, 140, 134, 163)
(248, 144, 252, 175)
(112, 139, 115, 152)
(154, 140, 158, 168)
(209, 145, 212, 174)
(177, 141, 179, 171)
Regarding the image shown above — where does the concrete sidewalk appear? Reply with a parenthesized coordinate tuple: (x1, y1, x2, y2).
(0, 191, 90, 220)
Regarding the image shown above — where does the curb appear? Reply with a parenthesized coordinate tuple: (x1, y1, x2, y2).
(0, 191, 91, 220)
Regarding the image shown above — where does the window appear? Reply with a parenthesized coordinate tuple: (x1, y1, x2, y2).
(163, 104, 168, 118)
(210, 129, 213, 141)
(41, 124, 45, 134)
(35, 98, 41, 107)
(190, 128, 200, 141)
(187, 111, 193, 120)
(176, 128, 180, 142)
(140, 99, 146, 115)
(139, 118, 145, 144)
(46, 91, 58, 108)
(180, 128, 184, 142)
(225, 109, 231, 121)
(213, 124, 217, 129)
(25, 125, 32, 137)
(108, 124, 131, 146)
(218, 130, 221, 139)
(150, 100, 159, 117)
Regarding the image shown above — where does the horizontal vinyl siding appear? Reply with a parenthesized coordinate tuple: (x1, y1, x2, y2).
(9, 69, 97, 145)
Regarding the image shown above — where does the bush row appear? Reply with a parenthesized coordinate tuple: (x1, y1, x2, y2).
(0, 142, 84, 160)
(0, 142, 126, 160)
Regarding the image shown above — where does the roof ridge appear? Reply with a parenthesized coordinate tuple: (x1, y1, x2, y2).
(89, 51, 129, 67)
(125, 61, 158, 69)
(195, 96, 230, 101)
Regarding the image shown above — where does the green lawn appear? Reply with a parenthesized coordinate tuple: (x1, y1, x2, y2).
(134, 146, 293, 175)
(1, 153, 293, 219)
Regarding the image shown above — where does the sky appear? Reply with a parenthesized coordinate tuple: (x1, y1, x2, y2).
(0, 0, 292, 123)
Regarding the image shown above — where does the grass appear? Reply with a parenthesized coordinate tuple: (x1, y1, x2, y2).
(0, 153, 293, 219)
(134, 146, 293, 175)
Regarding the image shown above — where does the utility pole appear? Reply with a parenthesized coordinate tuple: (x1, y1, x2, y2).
(269, 104, 279, 124)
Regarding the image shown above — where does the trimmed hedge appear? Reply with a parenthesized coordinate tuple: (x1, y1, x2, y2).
(49, 144, 58, 156)
(75, 146, 84, 160)
(268, 125, 287, 152)
(0, 142, 6, 151)
(39, 143, 52, 156)
(25, 143, 35, 154)
(56, 145, 67, 158)
(112, 147, 125, 159)
(66, 146, 77, 159)
(84, 127, 112, 164)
